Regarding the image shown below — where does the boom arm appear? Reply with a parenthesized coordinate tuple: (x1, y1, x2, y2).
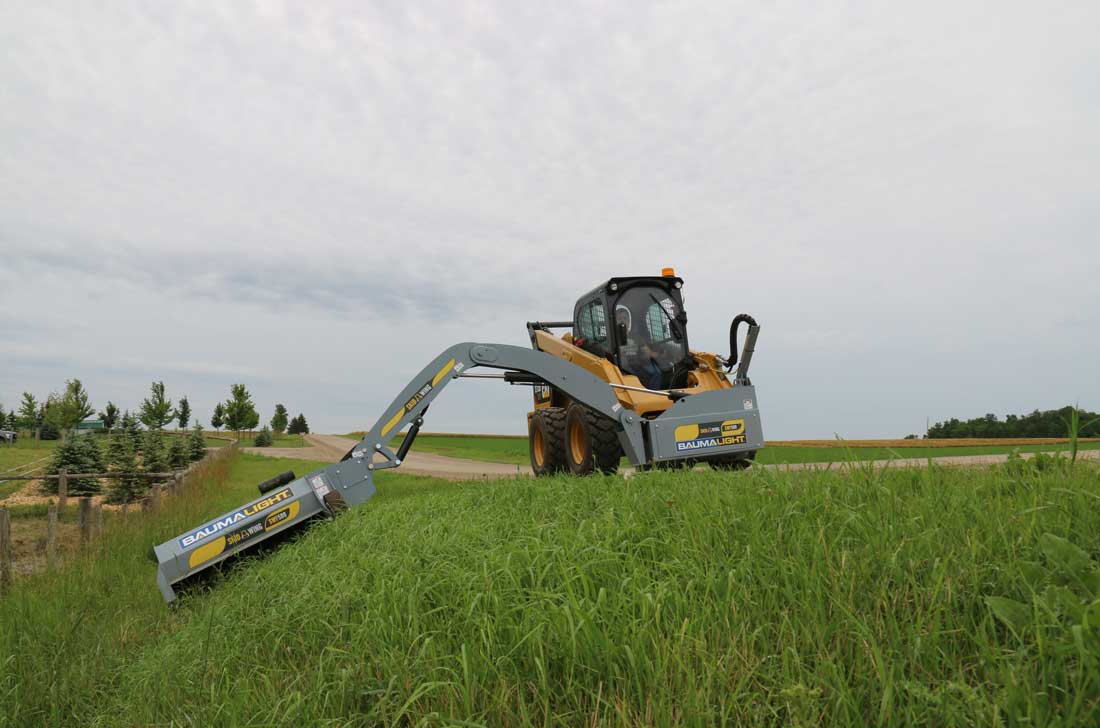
(343, 342, 649, 504)
(154, 342, 649, 602)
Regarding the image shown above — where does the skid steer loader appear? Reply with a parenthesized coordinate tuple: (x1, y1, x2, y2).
(154, 269, 762, 602)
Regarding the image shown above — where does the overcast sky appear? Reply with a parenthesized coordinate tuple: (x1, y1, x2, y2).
(1, 2, 1097, 438)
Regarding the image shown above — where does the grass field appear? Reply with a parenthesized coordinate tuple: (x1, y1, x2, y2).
(2, 450, 1099, 725)
(270, 432, 308, 448)
(345, 432, 1100, 467)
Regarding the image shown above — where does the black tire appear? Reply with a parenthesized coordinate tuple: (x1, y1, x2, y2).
(703, 450, 757, 471)
(529, 408, 567, 476)
(564, 403, 622, 475)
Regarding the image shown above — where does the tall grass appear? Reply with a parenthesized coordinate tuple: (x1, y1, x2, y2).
(2, 454, 1099, 725)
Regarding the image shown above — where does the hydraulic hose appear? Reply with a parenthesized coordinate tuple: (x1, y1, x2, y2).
(727, 314, 758, 371)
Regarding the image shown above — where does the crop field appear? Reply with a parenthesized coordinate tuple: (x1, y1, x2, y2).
(345, 432, 1100, 467)
(2, 450, 1098, 725)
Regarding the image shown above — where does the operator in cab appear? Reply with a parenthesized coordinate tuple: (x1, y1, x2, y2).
(615, 304, 665, 390)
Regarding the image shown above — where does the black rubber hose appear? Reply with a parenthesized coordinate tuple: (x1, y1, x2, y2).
(727, 314, 758, 371)
(257, 470, 296, 494)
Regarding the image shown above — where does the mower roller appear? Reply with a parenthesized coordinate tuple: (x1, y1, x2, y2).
(154, 270, 763, 602)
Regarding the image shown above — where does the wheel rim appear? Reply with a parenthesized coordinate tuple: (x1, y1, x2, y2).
(532, 426, 545, 466)
(569, 417, 586, 464)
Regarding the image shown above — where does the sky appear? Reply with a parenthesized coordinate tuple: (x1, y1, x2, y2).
(1, 1, 1097, 438)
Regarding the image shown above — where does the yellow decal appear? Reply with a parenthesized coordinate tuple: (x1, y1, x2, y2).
(432, 358, 456, 386)
(382, 359, 455, 437)
(381, 409, 403, 438)
(189, 537, 226, 569)
(674, 423, 700, 441)
(264, 501, 300, 530)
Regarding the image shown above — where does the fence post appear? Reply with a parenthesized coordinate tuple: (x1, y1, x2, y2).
(58, 469, 68, 513)
(173, 472, 182, 493)
(121, 502, 129, 518)
(0, 508, 11, 594)
(149, 483, 161, 511)
(78, 497, 92, 547)
(46, 504, 58, 567)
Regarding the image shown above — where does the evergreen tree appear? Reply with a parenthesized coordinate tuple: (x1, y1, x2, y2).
(254, 426, 273, 447)
(99, 401, 119, 433)
(270, 404, 288, 434)
(176, 396, 191, 431)
(223, 384, 258, 437)
(288, 413, 310, 435)
(105, 435, 142, 504)
(211, 402, 226, 432)
(139, 381, 174, 430)
(188, 423, 207, 462)
(140, 429, 167, 473)
(167, 436, 189, 469)
(5, 412, 13, 430)
(120, 410, 142, 449)
(46, 436, 105, 495)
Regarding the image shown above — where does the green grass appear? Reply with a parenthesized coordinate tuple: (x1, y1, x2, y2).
(351, 432, 1100, 468)
(754, 441, 1100, 465)
(3, 451, 1100, 725)
(271, 432, 307, 448)
(0, 438, 58, 472)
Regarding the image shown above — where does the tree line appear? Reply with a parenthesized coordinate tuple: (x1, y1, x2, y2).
(1, 379, 314, 503)
(926, 406, 1100, 439)
(0, 380, 309, 443)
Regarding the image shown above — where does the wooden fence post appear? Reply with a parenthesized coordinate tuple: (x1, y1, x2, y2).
(149, 483, 161, 511)
(0, 508, 11, 594)
(46, 504, 58, 567)
(78, 497, 92, 547)
(58, 469, 68, 513)
(121, 502, 129, 518)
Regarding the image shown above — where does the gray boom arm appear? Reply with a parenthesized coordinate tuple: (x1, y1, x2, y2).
(345, 342, 649, 503)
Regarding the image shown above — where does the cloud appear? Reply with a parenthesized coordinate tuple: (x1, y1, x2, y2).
(1, 1, 1098, 437)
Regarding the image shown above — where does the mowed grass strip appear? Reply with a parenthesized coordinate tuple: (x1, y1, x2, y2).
(342, 431, 1100, 467)
(3, 452, 1099, 725)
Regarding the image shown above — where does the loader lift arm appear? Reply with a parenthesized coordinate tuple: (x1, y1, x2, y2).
(154, 343, 650, 603)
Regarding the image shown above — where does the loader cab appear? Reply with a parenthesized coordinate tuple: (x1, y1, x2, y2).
(572, 274, 692, 390)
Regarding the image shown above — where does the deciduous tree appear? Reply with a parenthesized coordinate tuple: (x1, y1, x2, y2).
(139, 381, 174, 430)
(47, 379, 95, 437)
(99, 401, 119, 434)
(223, 384, 258, 438)
(176, 396, 191, 431)
(270, 404, 288, 435)
(211, 402, 226, 432)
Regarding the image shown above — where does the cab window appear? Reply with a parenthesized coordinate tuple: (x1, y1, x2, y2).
(575, 300, 609, 354)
